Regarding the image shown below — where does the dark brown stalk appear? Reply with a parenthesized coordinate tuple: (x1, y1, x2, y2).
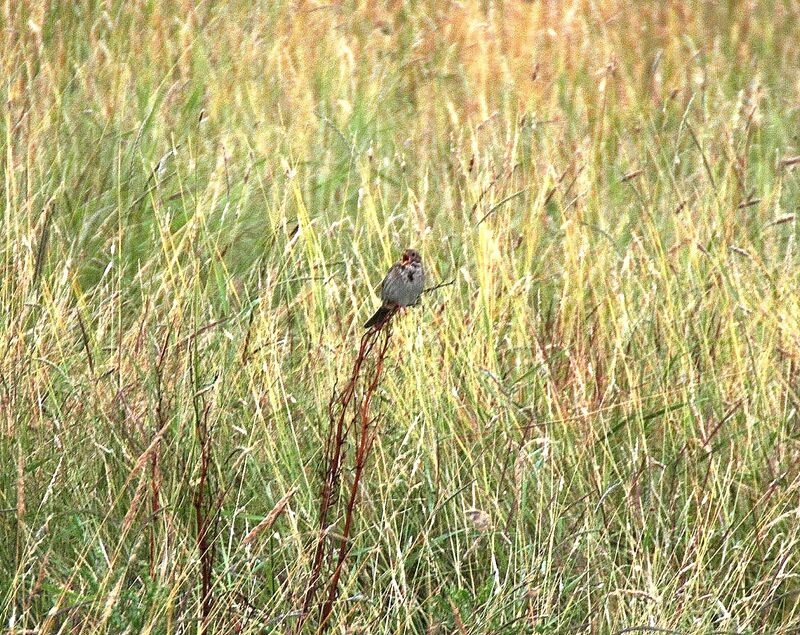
(298, 317, 395, 631)
(194, 400, 215, 634)
(190, 330, 219, 635)
(319, 327, 392, 627)
(149, 446, 161, 578)
(150, 327, 171, 577)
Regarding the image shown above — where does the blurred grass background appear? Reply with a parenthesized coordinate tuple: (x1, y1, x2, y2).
(3, 0, 800, 632)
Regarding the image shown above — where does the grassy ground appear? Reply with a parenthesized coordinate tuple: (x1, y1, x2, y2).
(3, 1, 800, 632)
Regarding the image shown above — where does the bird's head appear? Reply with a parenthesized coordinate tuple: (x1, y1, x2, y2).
(402, 249, 421, 265)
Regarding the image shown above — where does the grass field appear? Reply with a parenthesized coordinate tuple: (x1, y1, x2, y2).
(3, 1, 800, 633)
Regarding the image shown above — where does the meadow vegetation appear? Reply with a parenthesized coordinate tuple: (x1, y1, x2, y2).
(3, 1, 800, 632)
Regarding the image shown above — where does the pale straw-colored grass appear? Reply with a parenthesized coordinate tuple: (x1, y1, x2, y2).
(2, 1, 800, 632)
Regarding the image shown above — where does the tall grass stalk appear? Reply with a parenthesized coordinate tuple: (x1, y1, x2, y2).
(3, 1, 800, 632)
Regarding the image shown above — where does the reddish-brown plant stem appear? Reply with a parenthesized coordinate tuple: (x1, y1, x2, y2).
(298, 317, 395, 631)
(194, 400, 215, 634)
(318, 326, 391, 627)
(299, 329, 379, 619)
(150, 326, 171, 577)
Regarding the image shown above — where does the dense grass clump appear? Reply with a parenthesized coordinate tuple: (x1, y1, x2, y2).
(3, 1, 800, 632)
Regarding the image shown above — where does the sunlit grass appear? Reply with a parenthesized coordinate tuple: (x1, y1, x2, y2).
(2, 0, 800, 632)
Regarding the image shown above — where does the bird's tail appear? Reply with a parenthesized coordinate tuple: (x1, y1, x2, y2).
(364, 305, 392, 329)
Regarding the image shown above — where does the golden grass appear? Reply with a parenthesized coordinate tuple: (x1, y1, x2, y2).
(2, 0, 800, 632)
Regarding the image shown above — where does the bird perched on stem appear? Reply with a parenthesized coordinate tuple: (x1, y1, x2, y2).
(364, 249, 425, 329)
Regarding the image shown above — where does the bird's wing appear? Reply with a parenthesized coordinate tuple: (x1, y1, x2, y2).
(380, 265, 402, 303)
(377, 269, 389, 296)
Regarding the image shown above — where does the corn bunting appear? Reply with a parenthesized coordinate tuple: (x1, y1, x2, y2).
(364, 249, 425, 329)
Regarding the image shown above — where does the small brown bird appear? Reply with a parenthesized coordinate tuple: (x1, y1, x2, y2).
(364, 249, 425, 329)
